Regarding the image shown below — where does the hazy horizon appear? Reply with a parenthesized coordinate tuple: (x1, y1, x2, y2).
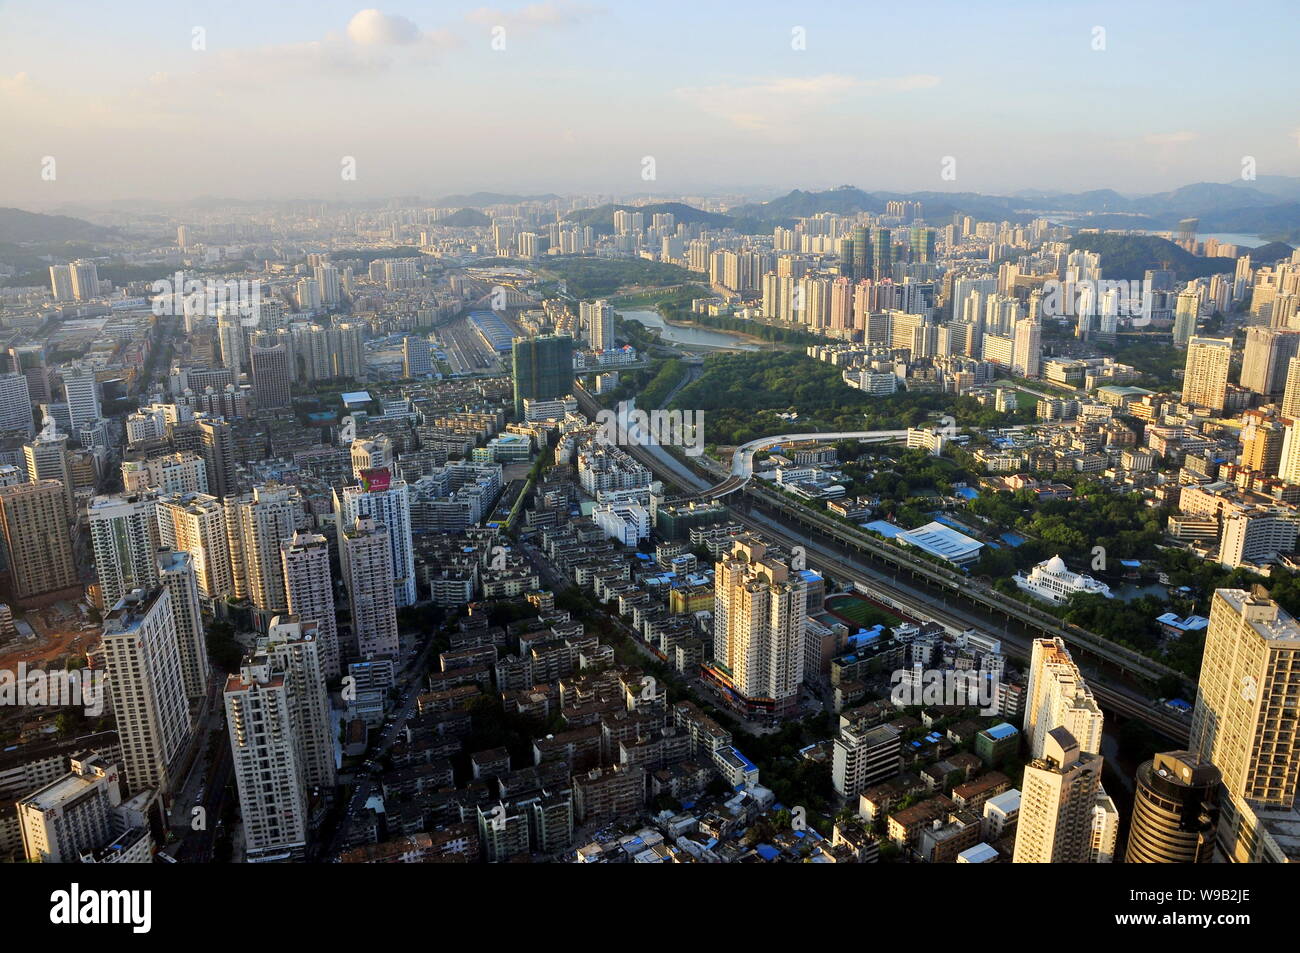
(4, 0, 1300, 207)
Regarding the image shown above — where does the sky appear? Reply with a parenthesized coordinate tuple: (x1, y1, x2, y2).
(2, 0, 1299, 209)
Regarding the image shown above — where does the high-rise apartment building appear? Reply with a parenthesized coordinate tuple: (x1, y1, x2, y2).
(281, 531, 341, 678)
(1282, 356, 1300, 418)
(17, 754, 127, 863)
(711, 537, 807, 716)
(339, 517, 400, 660)
(580, 300, 614, 351)
(1181, 336, 1233, 412)
(403, 335, 432, 378)
(24, 425, 75, 519)
(1241, 327, 1300, 397)
(62, 362, 101, 435)
(0, 480, 78, 602)
(1013, 727, 1110, 863)
(251, 344, 292, 411)
(225, 484, 305, 620)
(0, 372, 33, 437)
(99, 587, 192, 797)
(217, 315, 244, 373)
(350, 435, 392, 481)
(225, 653, 309, 862)
(511, 334, 574, 418)
(1023, 638, 1103, 760)
(335, 478, 415, 608)
(121, 450, 208, 496)
(196, 416, 236, 499)
(88, 493, 160, 610)
(156, 491, 234, 602)
(831, 720, 902, 801)
(1191, 588, 1300, 862)
(69, 260, 100, 300)
(157, 549, 209, 702)
(1172, 289, 1201, 346)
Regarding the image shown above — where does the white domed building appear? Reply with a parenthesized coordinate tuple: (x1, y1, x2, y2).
(1013, 554, 1113, 604)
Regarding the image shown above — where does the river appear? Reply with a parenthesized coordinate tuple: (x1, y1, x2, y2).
(617, 309, 760, 351)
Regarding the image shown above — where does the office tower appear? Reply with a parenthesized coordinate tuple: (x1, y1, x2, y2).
(100, 587, 192, 796)
(1240, 327, 1300, 397)
(9, 345, 51, 404)
(1013, 727, 1109, 863)
(176, 225, 188, 249)
(281, 531, 341, 679)
(225, 484, 305, 616)
(224, 652, 309, 862)
(1181, 336, 1233, 413)
(48, 263, 75, 301)
(196, 415, 235, 499)
(62, 363, 101, 435)
(581, 299, 615, 351)
(88, 493, 160, 610)
(69, 260, 100, 300)
(1125, 751, 1220, 863)
(156, 492, 234, 601)
(18, 755, 126, 863)
(511, 334, 574, 418)
(712, 537, 808, 716)
(350, 435, 392, 481)
(0, 480, 78, 602)
(251, 344, 291, 411)
(157, 549, 209, 702)
(335, 479, 415, 608)
(24, 424, 75, 519)
(0, 372, 33, 436)
(340, 517, 400, 659)
(1023, 638, 1103, 759)
(1191, 588, 1300, 862)
(403, 335, 432, 378)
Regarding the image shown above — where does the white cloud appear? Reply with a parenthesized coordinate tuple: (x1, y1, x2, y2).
(1143, 131, 1199, 146)
(466, 2, 603, 32)
(677, 73, 940, 133)
(346, 10, 422, 46)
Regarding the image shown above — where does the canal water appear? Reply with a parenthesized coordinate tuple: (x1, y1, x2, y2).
(618, 309, 760, 351)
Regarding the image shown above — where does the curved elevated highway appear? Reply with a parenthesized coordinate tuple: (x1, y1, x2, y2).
(708, 430, 910, 498)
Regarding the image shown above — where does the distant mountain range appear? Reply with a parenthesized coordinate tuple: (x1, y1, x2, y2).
(0, 207, 117, 244)
(564, 202, 732, 235)
(4, 175, 1299, 247)
(438, 208, 492, 227)
(722, 180, 1300, 239)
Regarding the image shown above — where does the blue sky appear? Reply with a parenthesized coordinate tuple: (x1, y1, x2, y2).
(2, 0, 1298, 206)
